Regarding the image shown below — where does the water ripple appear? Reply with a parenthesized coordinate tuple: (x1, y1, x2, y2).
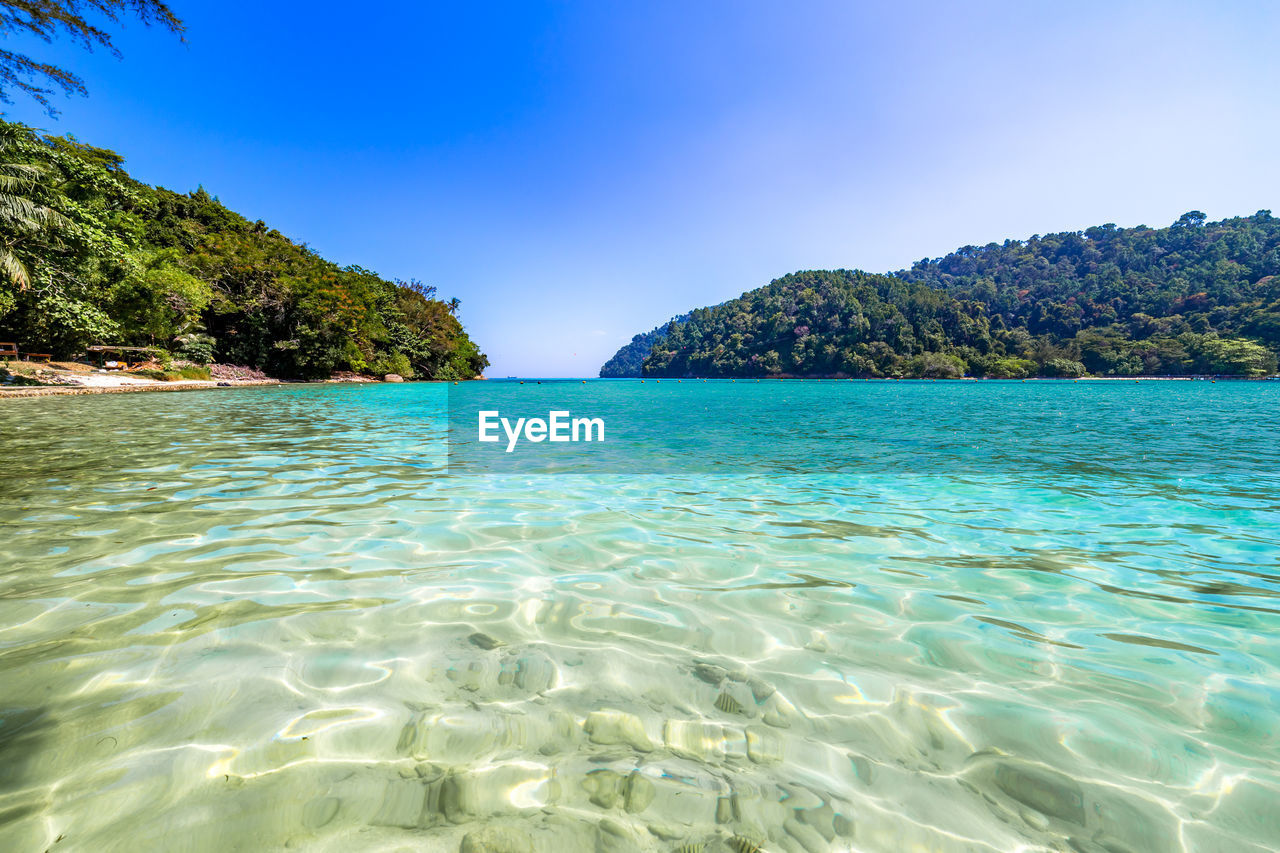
(1, 383, 1278, 852)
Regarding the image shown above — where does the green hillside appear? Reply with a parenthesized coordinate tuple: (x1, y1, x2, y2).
(599, 313, 689, 378)
(610, 212, 1280, 378)
(0, 121, 487, 380)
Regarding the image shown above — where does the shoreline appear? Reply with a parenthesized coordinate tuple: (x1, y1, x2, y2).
(0, 376, 488, 399)
(624, 375, 1270, 381)
(0, 379, 282, 398)
(3, 374, 1270, 399)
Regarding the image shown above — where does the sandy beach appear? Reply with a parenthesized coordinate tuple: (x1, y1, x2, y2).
(0, 360, 282, 398)
(0, 378, 281, 398)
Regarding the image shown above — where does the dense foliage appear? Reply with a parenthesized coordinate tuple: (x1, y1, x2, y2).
(609, 212, 1280, 378)
(598, 313, 688, 378)
(0, 121, 487, 379)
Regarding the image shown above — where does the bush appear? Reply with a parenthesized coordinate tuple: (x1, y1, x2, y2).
(1187, 335, 1277, 376)
(131, 366, 210, 381)
(1040, 358, 1087, 378)
(370, 351, 413, 379)
(984, 357, 1037, 379)
(175, 333, 216, 365)
(904, 352, 967, 378)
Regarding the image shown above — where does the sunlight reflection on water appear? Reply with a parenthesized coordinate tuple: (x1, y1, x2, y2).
(1, 381, 1278, 852)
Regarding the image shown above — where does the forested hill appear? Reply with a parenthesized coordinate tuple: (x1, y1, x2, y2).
(607, 211, 1280, 378)
(0, 121, 487, 380)
(599, 313, 689, 377)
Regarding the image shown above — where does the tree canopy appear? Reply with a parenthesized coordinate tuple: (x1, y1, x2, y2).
(605, 212, 1280, 379)
(598, 313, 689, 378)
(0, 120, 488, 379)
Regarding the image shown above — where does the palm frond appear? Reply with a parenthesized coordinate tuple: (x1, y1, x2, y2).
(0, 192, 51, 230)
(0, 190, 70, 231)
(0, 247, 30, 289)
(0, 163, 45, 182)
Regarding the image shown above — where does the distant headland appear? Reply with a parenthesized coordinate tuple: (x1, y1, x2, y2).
(603, 211, 1280, 380)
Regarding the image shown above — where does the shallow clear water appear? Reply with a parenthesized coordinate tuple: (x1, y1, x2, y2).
(1, 381, 1278, 853)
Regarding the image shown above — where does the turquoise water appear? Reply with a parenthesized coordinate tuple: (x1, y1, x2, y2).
(1, 381, 1278, 852)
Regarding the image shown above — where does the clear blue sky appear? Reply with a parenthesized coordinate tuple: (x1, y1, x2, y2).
(4, 1, 1279, 376)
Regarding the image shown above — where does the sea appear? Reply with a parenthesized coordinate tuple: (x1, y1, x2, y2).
(0, 379, 1276, 852)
